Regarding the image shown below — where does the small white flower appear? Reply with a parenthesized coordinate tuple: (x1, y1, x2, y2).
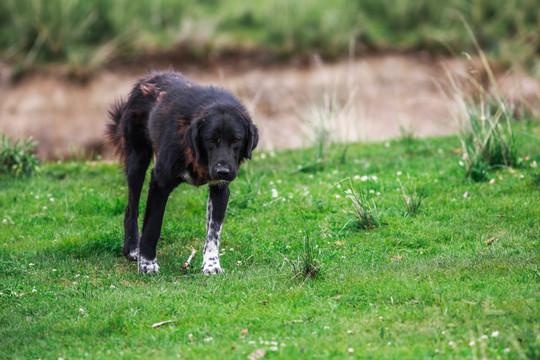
(385, 142, 390, 148)
(469, 340, 475, 347)
(361, 175, 369, 181)
(397, 171, 402, 176)
(2, 219, 6, 224)
(324, 326, 330, 330)
(504, 348, 510, 353)
(229, 248, 234, 251)
(50, 198, 55, 202)
(110, 284, 116, 289)
(269, 151, 275, 157)
(371, 175, 378, 181)
(79, 308, 86, 314)
(459, 161, 464, 167)
(334, 194, 341, 199)
(237, 261, 242, 266)
(52, 269, 57, 272)
(531, 160, 537, 168)
(271, 188, 278, 198)
(463, 192, 469, 198)
(260, 153, 267, 159)
(369, 189, 375, 194)
(348, 348, 354, 354)
(347, 330, 353, 334)
(448, 341, 456, 348)
(376, 192, 381, 196)
(480, 334, 488, 341)
(489, 179, 495, 185)
(29, 263, 34, 267)
(74, 274, 80, 278)
(353, 175, 360, 180)
(32, 288, 37, 293)
(491, 331, 499, 337)
(35, 195, 39, 199)
(43, 206, 47, 210)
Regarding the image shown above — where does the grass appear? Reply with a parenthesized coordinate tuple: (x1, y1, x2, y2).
(1, 0, 539, 73)
(0, 133, 39, 176)
(1, 124, 539, 358)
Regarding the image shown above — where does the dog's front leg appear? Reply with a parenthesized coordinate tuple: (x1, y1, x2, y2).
(202, 183, 230, 275)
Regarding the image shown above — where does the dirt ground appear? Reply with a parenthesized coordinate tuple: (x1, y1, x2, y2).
(1, 55, 538, 160)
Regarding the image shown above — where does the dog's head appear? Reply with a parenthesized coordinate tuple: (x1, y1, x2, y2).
(185, 104, 258, 182)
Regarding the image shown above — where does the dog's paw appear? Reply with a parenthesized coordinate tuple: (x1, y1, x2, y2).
(138, 256, 160, 274)
(125, 250, 138, 262)
(202, 261, 224, 275)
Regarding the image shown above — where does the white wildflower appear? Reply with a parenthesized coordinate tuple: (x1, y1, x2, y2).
(397, 171, 402, 176)
(491, 331, 499, 337)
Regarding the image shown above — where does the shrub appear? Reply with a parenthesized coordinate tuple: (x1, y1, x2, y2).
(0, 134, 39, 176)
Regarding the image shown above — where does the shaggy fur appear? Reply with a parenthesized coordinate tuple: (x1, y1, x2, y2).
(107, 71, 258, 274)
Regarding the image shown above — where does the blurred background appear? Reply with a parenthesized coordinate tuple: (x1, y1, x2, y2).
(0, 0, 539, 160)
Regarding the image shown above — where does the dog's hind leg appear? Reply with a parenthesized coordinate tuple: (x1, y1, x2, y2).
(202, 183, 230, 275)
(123, 150, 152, 260)
(121, 111, 153, 261)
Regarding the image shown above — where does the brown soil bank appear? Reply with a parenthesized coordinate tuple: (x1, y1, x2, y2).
(1, 55, 538, 160)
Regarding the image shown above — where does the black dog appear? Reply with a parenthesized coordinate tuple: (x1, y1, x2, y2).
(107, 71, 258, 274)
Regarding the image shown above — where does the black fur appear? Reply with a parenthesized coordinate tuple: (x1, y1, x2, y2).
(107, 71, 258, 273)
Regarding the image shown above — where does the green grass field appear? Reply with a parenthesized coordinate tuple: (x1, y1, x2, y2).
(1, 128, 539, 359)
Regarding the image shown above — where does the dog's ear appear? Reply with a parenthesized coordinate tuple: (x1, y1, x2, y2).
(243, 122, 259, 160)
(185, 119, 206, 164)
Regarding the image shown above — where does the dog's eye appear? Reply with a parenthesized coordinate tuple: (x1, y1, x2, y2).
(209, 139, 214, 143)
(232, 139, 239, 143)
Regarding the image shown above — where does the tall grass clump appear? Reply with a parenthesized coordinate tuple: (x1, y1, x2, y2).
(340, 178, 381, 230)
(397, 176, 426, 217)
(444, 27, 521, 182)
(288, 233, 321, 281)
(0, 134, 39, 176)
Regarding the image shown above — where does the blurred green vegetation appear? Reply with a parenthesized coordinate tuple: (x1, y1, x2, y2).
(0, 0, 539, 73)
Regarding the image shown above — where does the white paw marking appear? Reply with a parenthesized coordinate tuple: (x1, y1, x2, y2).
(202, 263, 224, 275)
(202, 256, 224, 275)
(138, 256, 160, 274)
(127, 250, 138, 261)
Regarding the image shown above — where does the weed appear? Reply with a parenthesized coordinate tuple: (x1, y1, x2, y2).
(0, 133, 39, 176)
(340, 178, 381, 230)
(288, 232, 321, 281)
(443, 28, 521, 182)
(397, 176, 426, 217)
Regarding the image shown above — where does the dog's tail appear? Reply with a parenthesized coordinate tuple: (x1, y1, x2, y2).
(106, 98, 127, 162)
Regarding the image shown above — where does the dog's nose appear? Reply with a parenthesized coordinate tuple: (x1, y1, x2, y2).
(216, 166, 230, 177)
